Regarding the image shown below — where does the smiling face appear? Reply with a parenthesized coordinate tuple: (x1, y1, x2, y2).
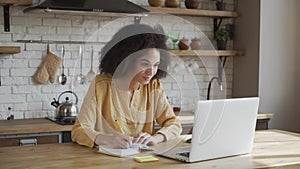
(129, 49, 160, 87)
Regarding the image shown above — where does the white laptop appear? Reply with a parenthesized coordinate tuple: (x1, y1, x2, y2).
(156, 97, 259, 163)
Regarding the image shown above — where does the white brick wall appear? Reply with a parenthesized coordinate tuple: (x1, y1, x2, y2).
(0, 34, 12, 41)
(0, 0, 234, 119)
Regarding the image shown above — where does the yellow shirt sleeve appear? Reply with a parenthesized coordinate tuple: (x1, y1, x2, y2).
(71, 78, 101, 148)
(152, 80, 182, 141)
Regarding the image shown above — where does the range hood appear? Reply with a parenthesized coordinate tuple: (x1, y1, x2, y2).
(24, 0, 149, 14)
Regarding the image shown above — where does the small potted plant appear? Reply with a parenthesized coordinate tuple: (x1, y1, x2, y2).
(210, 0, 225, 10)
(215, 27, 230, 50)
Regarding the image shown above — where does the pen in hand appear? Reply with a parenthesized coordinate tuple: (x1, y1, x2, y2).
(115, 119, 125, 134)
(115, 120, 133, 147)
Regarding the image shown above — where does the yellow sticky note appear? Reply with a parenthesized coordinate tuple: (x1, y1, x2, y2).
(134, 155, 159, 163)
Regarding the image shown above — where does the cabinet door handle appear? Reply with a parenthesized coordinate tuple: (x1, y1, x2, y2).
(19, 138, 37, 146)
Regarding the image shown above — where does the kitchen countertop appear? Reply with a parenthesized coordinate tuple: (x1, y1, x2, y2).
(0, 112, 273, 135)
(257, 112, 274, 120)
(0, 130, 299, 168)
(0, 117, 72, 135)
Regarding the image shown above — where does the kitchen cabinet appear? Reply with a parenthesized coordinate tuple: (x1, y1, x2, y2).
(0, 118, 72, 147)
(0, 132, 62, 146)
(255, 113, 273, 130)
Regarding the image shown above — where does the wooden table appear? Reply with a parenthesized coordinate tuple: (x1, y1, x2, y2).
(0, 130, 299, 169)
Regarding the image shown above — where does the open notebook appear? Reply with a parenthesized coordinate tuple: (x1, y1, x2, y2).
(98, 143, 152, 157)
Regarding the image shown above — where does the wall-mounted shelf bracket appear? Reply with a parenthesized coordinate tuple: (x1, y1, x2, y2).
(3, 4, 10, 32)
(213, 18, 223, 33)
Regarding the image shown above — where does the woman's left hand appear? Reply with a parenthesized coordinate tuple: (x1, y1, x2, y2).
(133, 132, 165, 146)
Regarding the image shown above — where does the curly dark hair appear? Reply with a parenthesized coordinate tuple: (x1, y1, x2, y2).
(99, 24, 170, 79)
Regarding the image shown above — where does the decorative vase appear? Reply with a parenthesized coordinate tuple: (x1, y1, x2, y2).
(165, 0, 180, 8)
(178, 37, 190, 50)
(184, 0, 201, 9)
(190, 37, 201, 50)
(148, 0, 165, 7)
(217, 40, 227, 50)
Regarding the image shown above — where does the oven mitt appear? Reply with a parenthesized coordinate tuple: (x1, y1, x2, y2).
(33, 49, 62, 84)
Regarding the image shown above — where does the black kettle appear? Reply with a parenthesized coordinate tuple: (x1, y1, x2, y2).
(51, 91, 78, 117)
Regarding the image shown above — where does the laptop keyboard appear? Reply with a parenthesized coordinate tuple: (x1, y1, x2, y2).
(176, 152, 190, 158)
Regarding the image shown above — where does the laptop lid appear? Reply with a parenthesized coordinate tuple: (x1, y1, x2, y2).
(189, 97, 259, 162)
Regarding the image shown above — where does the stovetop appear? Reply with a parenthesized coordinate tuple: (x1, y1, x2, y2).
(47, 116, 76, 125)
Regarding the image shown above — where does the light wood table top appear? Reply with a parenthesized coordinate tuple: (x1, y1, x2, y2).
(0, 130, 299, 169)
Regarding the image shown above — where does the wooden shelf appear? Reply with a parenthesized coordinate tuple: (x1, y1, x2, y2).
(145, 6, 238, 18)
(0, 46, 21, 54)
(0, 0, 32, 32)
(0, 1, 237, 18)
(170, 50, 245, 57)
(0, 0, 32, 6)
(35, 7, 238, 18)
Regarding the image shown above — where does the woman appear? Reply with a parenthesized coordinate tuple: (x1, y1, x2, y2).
(72, 24, 182, 148)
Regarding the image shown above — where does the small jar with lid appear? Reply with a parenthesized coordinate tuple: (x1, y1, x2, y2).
(148, 0, 165, 7)
(178, 37, 190, 50)
(184, 0, 201, 9)
(165, 0, 180, 8)
(190, 37, 201, 50)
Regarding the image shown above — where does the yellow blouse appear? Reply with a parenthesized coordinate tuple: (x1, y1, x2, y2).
(72, 74, 182, 148)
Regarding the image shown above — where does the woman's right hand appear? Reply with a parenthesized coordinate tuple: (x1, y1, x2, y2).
(94, 133, 132, 149)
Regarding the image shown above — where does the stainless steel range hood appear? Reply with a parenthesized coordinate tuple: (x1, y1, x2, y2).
(24, 0, 148, 14)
